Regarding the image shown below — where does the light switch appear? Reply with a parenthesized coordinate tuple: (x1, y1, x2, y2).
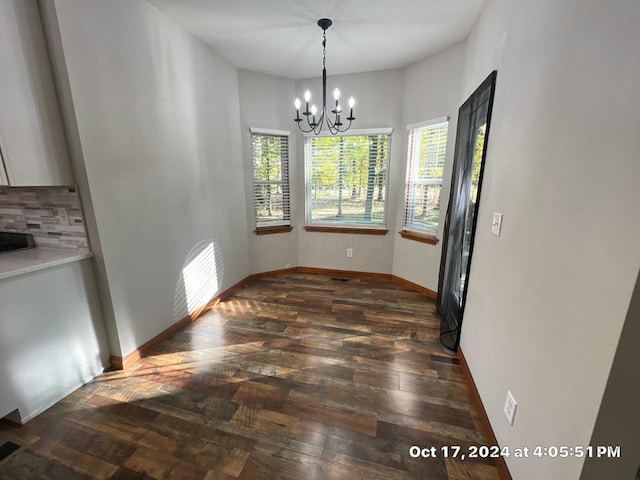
(492, 212, 503, 236)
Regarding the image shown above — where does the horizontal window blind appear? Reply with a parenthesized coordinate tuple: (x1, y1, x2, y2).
(251, 132, 290, 228)
(403, 121, 448, 234)
(305, 133, 390, 227)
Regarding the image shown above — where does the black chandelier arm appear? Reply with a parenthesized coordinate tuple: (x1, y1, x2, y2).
(295, 111, 324, 135)
(295, 101, 355, 135)
(295, 111, 354, 135)
(325, 110, 354, 134)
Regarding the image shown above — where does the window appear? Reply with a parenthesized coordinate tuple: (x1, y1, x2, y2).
(250, 128, 291, 232)
(402, 118, 449, 240)
(305, 129, 392, 231)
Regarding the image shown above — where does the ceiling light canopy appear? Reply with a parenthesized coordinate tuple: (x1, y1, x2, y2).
(294, 19, 355, 135)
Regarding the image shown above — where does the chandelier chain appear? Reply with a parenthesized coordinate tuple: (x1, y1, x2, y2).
(322, 31, 326, 70)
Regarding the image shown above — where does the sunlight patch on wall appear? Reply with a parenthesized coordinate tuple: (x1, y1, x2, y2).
(183, 242, 219, 315)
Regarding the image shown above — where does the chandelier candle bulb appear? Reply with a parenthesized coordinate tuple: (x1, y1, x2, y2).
(304, 90, 311, 116)
(294, 98, 301, 121)
(332, 88, 340, 113)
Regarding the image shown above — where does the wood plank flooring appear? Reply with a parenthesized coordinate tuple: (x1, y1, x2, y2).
(0, 273, 499, 479)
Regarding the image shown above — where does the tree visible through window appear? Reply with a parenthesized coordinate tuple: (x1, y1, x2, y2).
(251, 131, 290, 229)
(305, 132, 391, 227)
(403, 120, 448, 235)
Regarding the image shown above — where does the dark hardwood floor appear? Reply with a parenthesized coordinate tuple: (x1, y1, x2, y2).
(0, 273, 499, 479)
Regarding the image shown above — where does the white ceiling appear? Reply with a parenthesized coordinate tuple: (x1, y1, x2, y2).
(146, 0, 486, 80)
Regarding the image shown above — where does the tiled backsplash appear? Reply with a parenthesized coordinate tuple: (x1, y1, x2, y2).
(0, 186, 89, 251)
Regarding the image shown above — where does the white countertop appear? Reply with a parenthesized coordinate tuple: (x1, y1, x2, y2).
(0, 247, 92, 280)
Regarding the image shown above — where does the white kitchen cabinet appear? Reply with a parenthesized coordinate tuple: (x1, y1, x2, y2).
(0, 0, 73, 186)
(0, 257, 109, 422)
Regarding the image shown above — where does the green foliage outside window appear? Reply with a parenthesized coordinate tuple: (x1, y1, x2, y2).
(251, 134, 290, 228)
(306, 134, 390, 226)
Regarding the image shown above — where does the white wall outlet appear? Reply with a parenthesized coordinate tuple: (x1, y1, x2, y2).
(347, 248, 353, 258)
(56, 207, 69, 226)
(492, 212, 503, 236)
(504, 390, 517, 425)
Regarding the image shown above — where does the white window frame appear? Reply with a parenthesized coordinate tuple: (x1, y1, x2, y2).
(304, 128, 393, 230)
(250, 127, 291, 231)
(402, 117, 449, 237)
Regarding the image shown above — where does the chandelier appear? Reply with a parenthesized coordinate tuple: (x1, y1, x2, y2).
(294, 18, 356, 135)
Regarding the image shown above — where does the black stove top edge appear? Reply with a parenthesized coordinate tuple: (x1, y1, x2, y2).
(0, 232, 35, 253)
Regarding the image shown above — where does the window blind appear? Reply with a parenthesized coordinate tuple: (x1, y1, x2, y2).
(403, 121, 448, 234)
(305, 133, 391, 227)
(251, 132, 290, 228)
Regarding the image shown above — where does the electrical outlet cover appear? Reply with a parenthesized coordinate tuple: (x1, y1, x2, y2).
(57, 207, 70, 226)
(504, 390, 517, 425)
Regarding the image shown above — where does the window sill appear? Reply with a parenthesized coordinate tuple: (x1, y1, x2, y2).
(399, 230, 439, 245)
(305, 226, 388, 235)
(254, 226, 293, 235)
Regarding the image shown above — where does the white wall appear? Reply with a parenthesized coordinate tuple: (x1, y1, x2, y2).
(458, 1, 640, 479)
(0, 0, 73, 187)
(51, 0, 250, 358)
(237, 70, 298, 274)
(39, 0, 121, 356)
(392, 42, 466, 291)
(294, 69, 405, 273)
(580, 270, 640, 480)
(0, 260, 109, 422)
